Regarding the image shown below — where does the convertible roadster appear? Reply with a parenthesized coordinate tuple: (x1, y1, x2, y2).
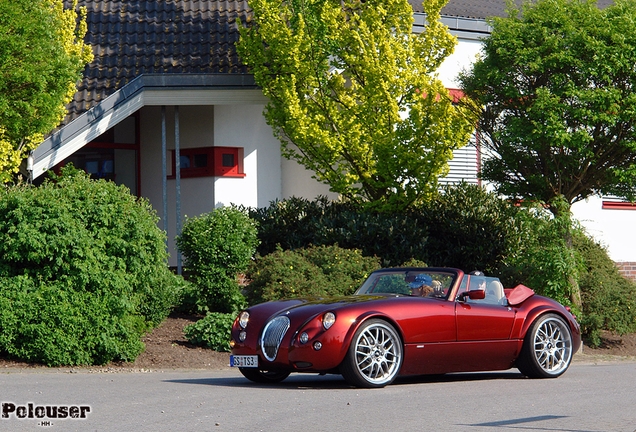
(230, 267, 581, 388)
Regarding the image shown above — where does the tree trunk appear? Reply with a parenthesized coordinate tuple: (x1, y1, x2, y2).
(564, 228, 583, 310)
(550, 197, 582, 311)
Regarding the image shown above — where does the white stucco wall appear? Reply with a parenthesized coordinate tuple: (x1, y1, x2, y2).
(139, 102, 332, 266)
(281, 155, 338, 201)
(437, 38, 483, 89)
(572, 197, 635, 262)
(213, 104, 281, 208)
(140, 105, 219, 265)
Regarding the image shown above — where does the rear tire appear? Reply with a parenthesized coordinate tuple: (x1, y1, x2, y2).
(341, 319, 403, 388)
(517, 313, 573, 378)
(239, 368, 290, 383)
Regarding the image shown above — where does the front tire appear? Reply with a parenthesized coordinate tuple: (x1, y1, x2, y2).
(517, 313, 574, 378)
(341, 319, 403, 388)
(239, 368, 290, 383)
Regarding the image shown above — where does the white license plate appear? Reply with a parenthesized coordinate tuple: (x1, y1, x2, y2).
(230, 355, 258, 368)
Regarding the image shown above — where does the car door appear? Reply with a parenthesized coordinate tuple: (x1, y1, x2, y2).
(455, 275, 515, 341)
(455, 301, 515, 341)
(453, 299, 518, 371)
(398, 297, 458, 376)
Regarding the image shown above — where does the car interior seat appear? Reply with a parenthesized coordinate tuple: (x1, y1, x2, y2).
(486, 280, 506, 305)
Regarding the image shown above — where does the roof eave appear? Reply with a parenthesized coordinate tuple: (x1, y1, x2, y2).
(414, 12, 491, 39)
(32, 73, 262, 180)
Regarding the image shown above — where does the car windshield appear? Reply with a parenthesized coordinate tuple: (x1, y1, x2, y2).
(355, 269, 457, 299)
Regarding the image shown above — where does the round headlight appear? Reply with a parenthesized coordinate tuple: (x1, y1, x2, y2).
(322, 312, 336, 330)
(238, 311, 250, 329)
(239, 331, 247, 342)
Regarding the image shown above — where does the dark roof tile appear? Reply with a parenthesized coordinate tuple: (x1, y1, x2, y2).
(63, 0, 251, 122)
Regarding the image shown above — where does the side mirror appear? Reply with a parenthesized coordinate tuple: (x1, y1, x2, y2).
(459, 289, 486, 301)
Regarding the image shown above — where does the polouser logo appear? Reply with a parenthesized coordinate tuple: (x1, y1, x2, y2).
(2, 402, 90, 427)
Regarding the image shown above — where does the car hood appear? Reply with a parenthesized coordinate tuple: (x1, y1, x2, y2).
(248, 294, 396, 320)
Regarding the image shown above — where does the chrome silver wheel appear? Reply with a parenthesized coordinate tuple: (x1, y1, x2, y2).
(532, 316, 572, 374)
(517, 313, 573, 378)
(341, 319, 402, 387)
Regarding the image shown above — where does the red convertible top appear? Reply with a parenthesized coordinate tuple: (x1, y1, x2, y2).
(505, 284, 535, 306)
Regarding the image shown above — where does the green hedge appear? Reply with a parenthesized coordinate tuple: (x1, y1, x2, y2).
(419, 183, 521, 274)
(246, 183, 521, 272)
(184, 312, 235, 352)
(244, 188, 636, 343)
(245, 196, 429, 267)
(0, 167, 183, 365)
(244, 245, 381, 305)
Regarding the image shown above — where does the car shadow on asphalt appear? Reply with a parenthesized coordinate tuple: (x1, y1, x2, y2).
(163, 370, 525, 390)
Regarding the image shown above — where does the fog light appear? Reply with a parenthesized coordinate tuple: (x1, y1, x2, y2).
(299, 332, 309, 344)
(313, 341, 322, 350)
(239, 331, 247, 342)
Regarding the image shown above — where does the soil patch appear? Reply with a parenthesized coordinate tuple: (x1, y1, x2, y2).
(578, 330, 636, 362)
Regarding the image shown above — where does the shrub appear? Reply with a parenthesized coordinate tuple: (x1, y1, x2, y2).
(399, 258, 428, 267)
(495, 204, 584, 308)
(184, 312, 235, 352)
(245, 191, 636, 342)
(245, 247, 330, 305)
(245, 245, 381, 304)
(299, 245, 382, 294)
(176, 206, 259, 314)
(418, 182, 522, 273)
(575, 233, 636, 346)
(0, 167, 182, 365)
(0, 277, 146, 365)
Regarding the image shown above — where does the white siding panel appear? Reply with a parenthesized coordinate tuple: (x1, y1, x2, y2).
(439, 141, 480, 186)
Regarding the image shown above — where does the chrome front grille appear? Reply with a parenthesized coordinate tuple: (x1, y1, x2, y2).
(260, 316, 290, 361)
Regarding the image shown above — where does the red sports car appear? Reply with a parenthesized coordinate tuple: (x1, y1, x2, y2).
(230, 267, 581, 388)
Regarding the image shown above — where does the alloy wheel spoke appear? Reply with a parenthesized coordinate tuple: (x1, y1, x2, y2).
(354, 323, 401, 383)
(533, 318, 572, 373)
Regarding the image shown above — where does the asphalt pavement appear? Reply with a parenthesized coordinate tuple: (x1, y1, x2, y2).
(1, 361, 635, 431)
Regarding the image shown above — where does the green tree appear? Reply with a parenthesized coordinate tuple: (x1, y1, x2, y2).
(237, 0, 476, 210)
(459, 0, 636, 308)
(460, 0, 636, 212)
(0, 0, 92, 182)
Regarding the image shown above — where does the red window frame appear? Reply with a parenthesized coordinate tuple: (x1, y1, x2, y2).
(602, 200, 636, 210)
(168, 146, 245, 179)
(213, 146, 245, 177)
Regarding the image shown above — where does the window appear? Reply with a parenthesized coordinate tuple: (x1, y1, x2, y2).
(213, 147, 245, 177)
(169, 147, 213, 178)
(169, 146, 245, 178)
(62, 144, 139, 196)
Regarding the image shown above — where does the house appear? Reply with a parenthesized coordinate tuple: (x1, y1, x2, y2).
(33, 0, 339, 268)
(32, 0, 635, 274)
